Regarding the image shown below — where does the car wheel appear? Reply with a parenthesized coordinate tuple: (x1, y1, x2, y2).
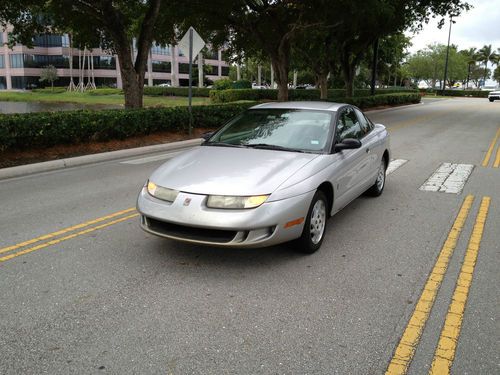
(367, 158, 387, 197)
(489, 98, 494, 102)
(295, 190, 328, 254)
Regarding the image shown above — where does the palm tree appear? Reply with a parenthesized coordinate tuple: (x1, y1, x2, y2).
(478, 45, 499, 87)
(460, 47, 479, 89)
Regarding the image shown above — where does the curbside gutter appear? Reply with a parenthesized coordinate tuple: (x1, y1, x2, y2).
(0, 138, 203, 181)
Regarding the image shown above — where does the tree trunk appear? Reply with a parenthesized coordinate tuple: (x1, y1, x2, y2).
(272, 59, 289, 101)
(317, 73, 328, 99)
(116, 46, 144, 108)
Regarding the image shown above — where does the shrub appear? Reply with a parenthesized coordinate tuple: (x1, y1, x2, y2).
(32, 87, 67, 94)
(232, 80, 252, 89)
(210, 88, 418, 103)
(87, 88, 124, 96)
(344, 92, 421, 109)
(0, 102, 256, 152)
(213, 78, 233, 90)
(143, 86, 211, 97)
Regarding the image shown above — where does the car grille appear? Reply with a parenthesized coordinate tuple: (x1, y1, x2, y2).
(145, 217, 237, 243)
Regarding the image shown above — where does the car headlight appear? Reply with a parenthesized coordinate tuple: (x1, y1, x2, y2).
(206, 195, 269, 209)
(147, 181, 178, 202)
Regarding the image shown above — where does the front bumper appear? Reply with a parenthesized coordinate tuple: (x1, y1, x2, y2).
(136, 188, 315, 248)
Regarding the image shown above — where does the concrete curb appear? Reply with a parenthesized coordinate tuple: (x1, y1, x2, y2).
(0, 138, 203, 181)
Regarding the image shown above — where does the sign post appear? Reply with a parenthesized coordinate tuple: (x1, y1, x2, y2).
(178, 27, 205, 136)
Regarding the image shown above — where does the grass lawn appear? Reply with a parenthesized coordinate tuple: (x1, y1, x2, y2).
(0, 90, 211, 107)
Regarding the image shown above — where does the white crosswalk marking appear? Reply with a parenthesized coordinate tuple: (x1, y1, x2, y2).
(420, 163, 474, 194)
(387, 159, 408, 175)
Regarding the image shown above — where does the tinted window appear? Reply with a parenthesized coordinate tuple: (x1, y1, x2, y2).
(354, 108, 372, 135)
(336, 107, 362, 141)
(210, 109, 333, 152)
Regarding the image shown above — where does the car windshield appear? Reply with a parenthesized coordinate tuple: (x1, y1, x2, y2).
(206, 109, 334, 152)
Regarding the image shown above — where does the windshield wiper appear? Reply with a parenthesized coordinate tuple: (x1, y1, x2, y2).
(204, 141, 245, 148)
(244, 143, 305, 153)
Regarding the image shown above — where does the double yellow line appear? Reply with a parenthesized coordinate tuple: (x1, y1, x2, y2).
(482, 127, 500, 168)
(386, 195, 491, 374)
(0, 208, 138, 263)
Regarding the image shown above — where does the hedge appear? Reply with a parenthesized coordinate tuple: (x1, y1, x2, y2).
(419, 88, 490, 98)
(0, 102, 255, 151)
(143, 86, 211, 97)
(344, 92, 421, 108)
(210, 88, 418, 103)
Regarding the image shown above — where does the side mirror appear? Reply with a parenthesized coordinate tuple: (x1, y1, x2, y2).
(202, 131, 214, 141)
(334, 138, 362, 151)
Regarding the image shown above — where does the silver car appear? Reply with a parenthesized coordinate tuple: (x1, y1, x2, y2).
(137, 101, 389, 253)
(488, 90, 500, 102)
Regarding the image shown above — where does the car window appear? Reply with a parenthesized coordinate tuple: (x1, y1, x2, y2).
(336, 107, 363, 142)
(209, 109, 333, 152)
(354, 108, 372, 135)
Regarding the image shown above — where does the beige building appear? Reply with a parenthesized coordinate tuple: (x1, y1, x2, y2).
(0, 28, 229, 90)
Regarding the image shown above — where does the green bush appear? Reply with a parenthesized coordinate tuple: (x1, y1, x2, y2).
(213, 78, 233, 90)
(87, 88, 124, 96)
(0, 102, 256, 152)
(419, 88, 490, 97)
(344, 93, 421, 109)
(232, 80, 252, 89)
(32, 87, 67, 94)
(143, 86, 211, 97)
(210, 88, 418, 103)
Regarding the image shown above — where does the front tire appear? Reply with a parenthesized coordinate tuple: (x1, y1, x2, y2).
(367, 158, 387, 197)
(295, 190, 328, 254)
(489, 98, 494, 102)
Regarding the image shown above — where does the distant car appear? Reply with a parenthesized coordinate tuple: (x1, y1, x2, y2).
(488, 90, 500, 102)
(137, 102, 390, 253)
(252, 84, 267, 89)
(157, 83, 171, 87)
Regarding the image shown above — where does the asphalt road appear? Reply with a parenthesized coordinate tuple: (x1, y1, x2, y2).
(0, 97, 499, 374)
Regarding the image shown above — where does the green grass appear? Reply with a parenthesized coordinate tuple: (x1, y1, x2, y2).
(0, 90, 211, 107)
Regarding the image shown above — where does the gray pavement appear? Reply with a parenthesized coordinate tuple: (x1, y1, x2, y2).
(0, 97, 499, 374)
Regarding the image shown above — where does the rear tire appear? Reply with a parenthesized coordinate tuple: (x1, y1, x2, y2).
(489, 98, 494, 102)
(295, 190, 328, 254)
(367, 158, 387, 197)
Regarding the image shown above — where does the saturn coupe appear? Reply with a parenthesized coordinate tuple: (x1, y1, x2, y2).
(137, 101, 390, 253)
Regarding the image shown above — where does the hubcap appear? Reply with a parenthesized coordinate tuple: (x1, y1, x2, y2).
(310, 199, 326, 245)
(376, 161, 385, 191)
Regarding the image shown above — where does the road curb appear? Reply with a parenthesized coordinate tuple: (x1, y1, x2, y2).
(0, 138, 203, 181)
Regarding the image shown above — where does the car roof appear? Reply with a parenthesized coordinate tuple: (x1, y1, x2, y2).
(250, 101, 346, 112)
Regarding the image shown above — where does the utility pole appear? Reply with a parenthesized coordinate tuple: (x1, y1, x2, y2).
(442, 17, 453, 92)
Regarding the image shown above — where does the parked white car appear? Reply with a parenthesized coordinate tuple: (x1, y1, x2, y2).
(488, 90, 500, 102)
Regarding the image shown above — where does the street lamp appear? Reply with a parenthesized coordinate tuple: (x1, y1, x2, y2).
(442, 16, 455, 91)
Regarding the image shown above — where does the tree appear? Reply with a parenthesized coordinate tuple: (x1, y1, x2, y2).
(459, 47, 478, 89)
(494, 66, 500, 85)
(187, 0, 320, 101)
(39, 65, 58, 90)
(1, 0, 179, 108)
(477, 45, 499, 87)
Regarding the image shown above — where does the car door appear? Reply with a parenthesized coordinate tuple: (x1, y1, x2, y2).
(354, 107, 381, 188)
(330, 106, 372, 212)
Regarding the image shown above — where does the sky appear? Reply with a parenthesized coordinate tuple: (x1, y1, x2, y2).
(405, 0, 500, 85)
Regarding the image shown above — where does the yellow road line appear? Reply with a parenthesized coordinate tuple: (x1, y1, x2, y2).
(493, 145, 500, 168)
(481, 127, 500, 167)
(429, 196, 491, 374)
(0, 207, 136, 255)
(386, 195, 474, 375)
(0, 213, 139, 263)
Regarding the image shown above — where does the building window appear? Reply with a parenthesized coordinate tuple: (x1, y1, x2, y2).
(23, 54, 69, 69)
(151, 43, 170, 55)
(178, 63, 190, 74)
(32, 34, 69, 48)
(205, 65, 219, 76)
(0, 76, 6, 90)
(152, 60, 171, 73)
(10, 54, 24, 68)
(221, 66, 229, 76)
(0, 55, 4, 69)
(93, 56, 116, 70)
(204, 49, 219, 60)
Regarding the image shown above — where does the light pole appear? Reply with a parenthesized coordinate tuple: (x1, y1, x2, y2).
(441, 17, 454, 92)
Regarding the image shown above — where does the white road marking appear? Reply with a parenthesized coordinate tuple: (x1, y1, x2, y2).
(387, 159, 408, 175)
(121, 151, 182, 165)
(420, 163, 474, 194)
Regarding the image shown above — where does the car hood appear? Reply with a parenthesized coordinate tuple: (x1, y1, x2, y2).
(149, 146, 320, 196)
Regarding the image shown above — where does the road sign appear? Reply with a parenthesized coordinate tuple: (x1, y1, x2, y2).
(178, 27, 205, 59)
